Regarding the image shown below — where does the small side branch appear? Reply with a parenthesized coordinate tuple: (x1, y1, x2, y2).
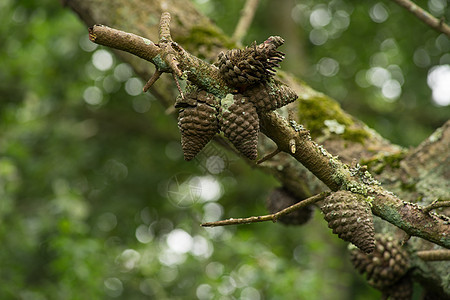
(423, 200, 450, 214)
(143, 70, 162, 92)
(88, 25, 161, 61)
(416, 249, 450, 261)
(390, 0, 450, 37)
(201, 192, 329, 227)
(257, 148, 281, 164)
(159, 12, 172, 41)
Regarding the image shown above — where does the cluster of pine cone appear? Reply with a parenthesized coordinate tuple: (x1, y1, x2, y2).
(176, 36, 298, 161)
(350, 234, 411, 299)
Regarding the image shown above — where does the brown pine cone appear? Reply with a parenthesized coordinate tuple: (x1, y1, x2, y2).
(350, 234, 410, 291)
(178, 99, 219, 161)
(244, 79, 298, 112)
(321, 191, 375, 253)
(218, 94, 259, 160)
(217, 36, 285, 88)
(266, 187, 313, 225)
(382, 276, 413, 300)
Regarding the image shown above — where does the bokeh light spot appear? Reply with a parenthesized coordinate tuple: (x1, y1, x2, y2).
(92, 49, 113, 71)
(114, 63, 133, 82)
(241, 286, 261, 300)
(190, 235, 213, 259)
(167, 229, 193, 254)
(189, 176, 222, 202)
(97, 212, 117, 232)
(309, 28, 328, 45)
(116, 249, 141, 271)
(205, 262, 224, 279)
(83, 86, 103, 105)
(317, 57, 339, 77)
(366, 67, 390, 87)
(104, 278, 123, 298)
(310, 6, 331, 28)
(125, 77, 144, 96)
(196, 284, 213, 300)
(427, 64, 450, 106)
(136, 224, 154, 244)
(369, 3, 389, 23)
(382, 79, 401, 101)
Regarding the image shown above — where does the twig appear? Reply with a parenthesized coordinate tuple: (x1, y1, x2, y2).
(172, 72, 184, 99)
(143, 70, 162, 92)
(159, 12, 172, 41)
(390, 0, 450, 37)
(257, 148, 281, 164)
(88, 25, 161, 62)
(232, 0, 260, 43)
(416, 249, 450, 261)
(423, 200, 450, 214)
(201, 192, 329, 227)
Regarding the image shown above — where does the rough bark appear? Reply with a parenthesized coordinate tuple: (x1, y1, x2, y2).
(64, 0, 450, 297)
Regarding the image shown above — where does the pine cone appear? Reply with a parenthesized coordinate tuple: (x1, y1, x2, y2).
(382, 276, 413, 300)
(217, 36, 285, 88)
(321, 191, 375, 253)
(244, 79, 298, 112)
(350, 234, 410, 290)
(266, 187, 313, 225)
(177, 91, 219, 161)
(218, 94, 259, 160)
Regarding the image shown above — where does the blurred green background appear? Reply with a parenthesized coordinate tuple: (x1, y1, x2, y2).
(0, 0, 448, 299)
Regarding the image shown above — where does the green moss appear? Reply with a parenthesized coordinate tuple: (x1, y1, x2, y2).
(361, 150, 407, 174)
(220, 93, 235, 113)
(428, 126, 443, 142)
(341, 127, 370, 144)
(177, 24, 237, 59)
(298, 94, 370, 143)
(152, 54, 168, 70)
(379, 204, 406, 225)
(187, 64, 229, 98)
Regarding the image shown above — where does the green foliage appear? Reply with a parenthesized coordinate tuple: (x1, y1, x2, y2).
(1, 0, 446, 299)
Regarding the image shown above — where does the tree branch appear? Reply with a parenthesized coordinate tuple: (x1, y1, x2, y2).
(201, 192, 328, 227)
(423, 200, 450, 214)
(88, 25, 161, 61)
(390, 0, 450, 37)
(88, 19, 450, 249)
(417, 249, 450, 261)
